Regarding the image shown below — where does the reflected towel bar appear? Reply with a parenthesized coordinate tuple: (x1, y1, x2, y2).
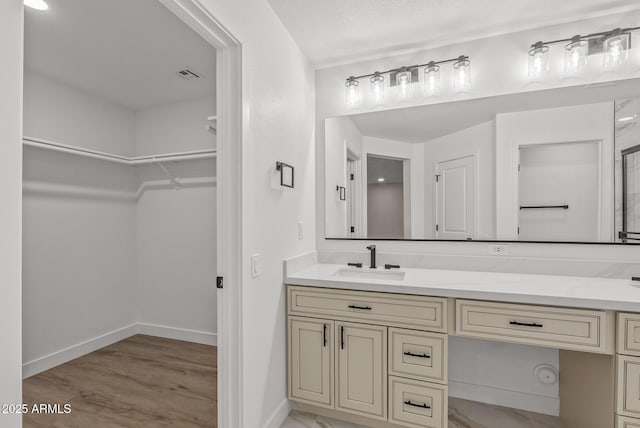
(520, 205, 569, 210)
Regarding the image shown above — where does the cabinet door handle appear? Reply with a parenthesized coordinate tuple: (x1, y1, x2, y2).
(404, 400, 430, 409)
(404, 351, 430, 359)
(348, 304, 372, 310)
(323, 324, 327, 347)
(509, 321, 543, 328)
(340, 326, 344, 350)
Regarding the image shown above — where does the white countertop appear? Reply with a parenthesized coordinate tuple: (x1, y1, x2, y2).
(285, 263, 640, 312)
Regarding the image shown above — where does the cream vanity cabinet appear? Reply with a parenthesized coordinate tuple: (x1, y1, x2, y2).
(617, 313, 640, 427)
(287, 285, 449, 428)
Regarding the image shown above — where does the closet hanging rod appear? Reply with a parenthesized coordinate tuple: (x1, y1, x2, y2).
(23, 136, 216, 165)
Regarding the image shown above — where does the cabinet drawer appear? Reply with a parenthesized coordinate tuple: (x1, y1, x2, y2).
(618, 355, 640, 418)
(389, 328, 447, 384)
(389, 376, 447, 428)
(456, 299, 613, 354)
(288, 286, 447, 332)
(618, 416, 640, 428)
(619, 313, 640, 356)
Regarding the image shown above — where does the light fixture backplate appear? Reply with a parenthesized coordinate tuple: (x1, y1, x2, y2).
(586, 35, 631, 55)
(389, 67, 420, 87)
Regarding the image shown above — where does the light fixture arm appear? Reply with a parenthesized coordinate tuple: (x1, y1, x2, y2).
(346, 55, 469, 82)
(531, 26, 640, 48)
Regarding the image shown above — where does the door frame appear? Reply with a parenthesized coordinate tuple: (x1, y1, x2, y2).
(433, 151, 478, 240)
(158, 1, 243, 426)
(346, 148, 362, 237)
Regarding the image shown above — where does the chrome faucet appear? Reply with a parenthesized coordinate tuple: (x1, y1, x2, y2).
(366, 245, 376, 269)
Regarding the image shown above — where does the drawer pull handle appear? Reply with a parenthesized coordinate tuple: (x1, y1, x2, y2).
(348, 304, 372, 310)
(323, 324, 327, 347)
(404, 400, 431, 409)
(510, 321, 543, 328)
(404, 351, 430, 359)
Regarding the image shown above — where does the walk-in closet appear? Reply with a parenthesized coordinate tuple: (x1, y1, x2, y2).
(21, 1, 218, 426)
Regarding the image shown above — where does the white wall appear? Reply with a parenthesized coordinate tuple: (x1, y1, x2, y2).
(495, 102, 614, 241)
(22, 74, 139, 373)
(135, 98, 217, 340)
(24, 69, 136, 155)
(22, 150, 138, 368)
(135, 95, 216, 156)
(423, 121, 494, 239)
(0, 1, 23, 426)
(362, 136, 425, 238)
(192, 1, 317, 427)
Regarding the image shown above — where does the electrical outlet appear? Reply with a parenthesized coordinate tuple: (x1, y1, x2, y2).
(251, 254, 261, 278)
(489, 245, 508, 256)
(297, 221, 304, 240)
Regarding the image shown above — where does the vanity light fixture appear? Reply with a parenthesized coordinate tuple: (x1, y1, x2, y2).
(423, 62, 441, 96)
(24, 0, 48, 10)
(528, 42, 550, 78)
(342, 55, 471, 106)
(370, 72, 385, 104)
(564, 36, 588, 74)
(528, 26, 639, 78)
(453, 56, 472, 91)
(396, 67, 413, 99)
(345, 77, 360, 107)
(604, 29, 631, 68)
(377, 177, 385, 182)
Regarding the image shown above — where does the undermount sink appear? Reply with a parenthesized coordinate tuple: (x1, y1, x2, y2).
(335, 268, 406, 281)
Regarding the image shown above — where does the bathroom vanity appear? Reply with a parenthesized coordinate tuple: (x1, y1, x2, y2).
(285, 263, 640, 428)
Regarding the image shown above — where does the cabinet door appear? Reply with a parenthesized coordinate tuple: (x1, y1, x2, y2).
(336, 322, 387, 420)
(618, 355, 640, 417)
(288, 317, 333, 408)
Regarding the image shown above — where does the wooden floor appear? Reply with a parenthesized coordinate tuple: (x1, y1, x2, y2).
(23, 335, 217, 428)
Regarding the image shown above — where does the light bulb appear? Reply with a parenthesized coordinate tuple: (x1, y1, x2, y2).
(24, 0, 48, 10)
(452, 56, 471, 91)
(423, 62, 440, 96)
(344, 77, 360, 107)
(564, 37, 587, 74)
(604, 30, 630, 68)
(528, 42, 549, 79)
(369, 72, 385, 105)
(396, 67, 412, 99)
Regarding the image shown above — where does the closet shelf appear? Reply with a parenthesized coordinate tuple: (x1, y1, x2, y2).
(23, 136, 217, 165)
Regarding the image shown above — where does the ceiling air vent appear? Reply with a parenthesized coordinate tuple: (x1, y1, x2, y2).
(177, 67, 201, 80)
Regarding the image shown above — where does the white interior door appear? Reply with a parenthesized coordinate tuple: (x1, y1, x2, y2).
(518, 142, 599, 241)
(436, 155, 475, 240)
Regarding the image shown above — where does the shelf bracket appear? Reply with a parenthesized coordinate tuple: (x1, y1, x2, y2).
(155, 159, 181, 190)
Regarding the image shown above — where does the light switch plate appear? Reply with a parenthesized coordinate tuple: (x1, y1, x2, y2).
(297, 221, 304, 240)
(251, 254, 261, 278)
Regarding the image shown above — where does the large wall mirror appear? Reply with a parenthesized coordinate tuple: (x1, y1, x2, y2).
(325, 79, 640, 243)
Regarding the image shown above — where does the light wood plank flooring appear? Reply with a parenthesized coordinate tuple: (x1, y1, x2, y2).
(23, 334, 217, 428)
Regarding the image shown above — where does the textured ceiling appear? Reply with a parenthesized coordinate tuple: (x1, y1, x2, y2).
(25, 0, 216, 109)
(266, 0, 640, 67)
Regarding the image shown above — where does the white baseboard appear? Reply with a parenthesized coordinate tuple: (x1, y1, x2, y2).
(22, 323, 138, 379)
(23, 323, 217, 378)
(263, 399, 292, 428)
(137, 323, 217, 346)
(449, 379, 560, 416)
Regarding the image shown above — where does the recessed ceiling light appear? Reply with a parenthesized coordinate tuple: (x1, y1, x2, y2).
(377, 177, 385, 182)
(24, 0, 48, 10)
(618, 115, 637, 122)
